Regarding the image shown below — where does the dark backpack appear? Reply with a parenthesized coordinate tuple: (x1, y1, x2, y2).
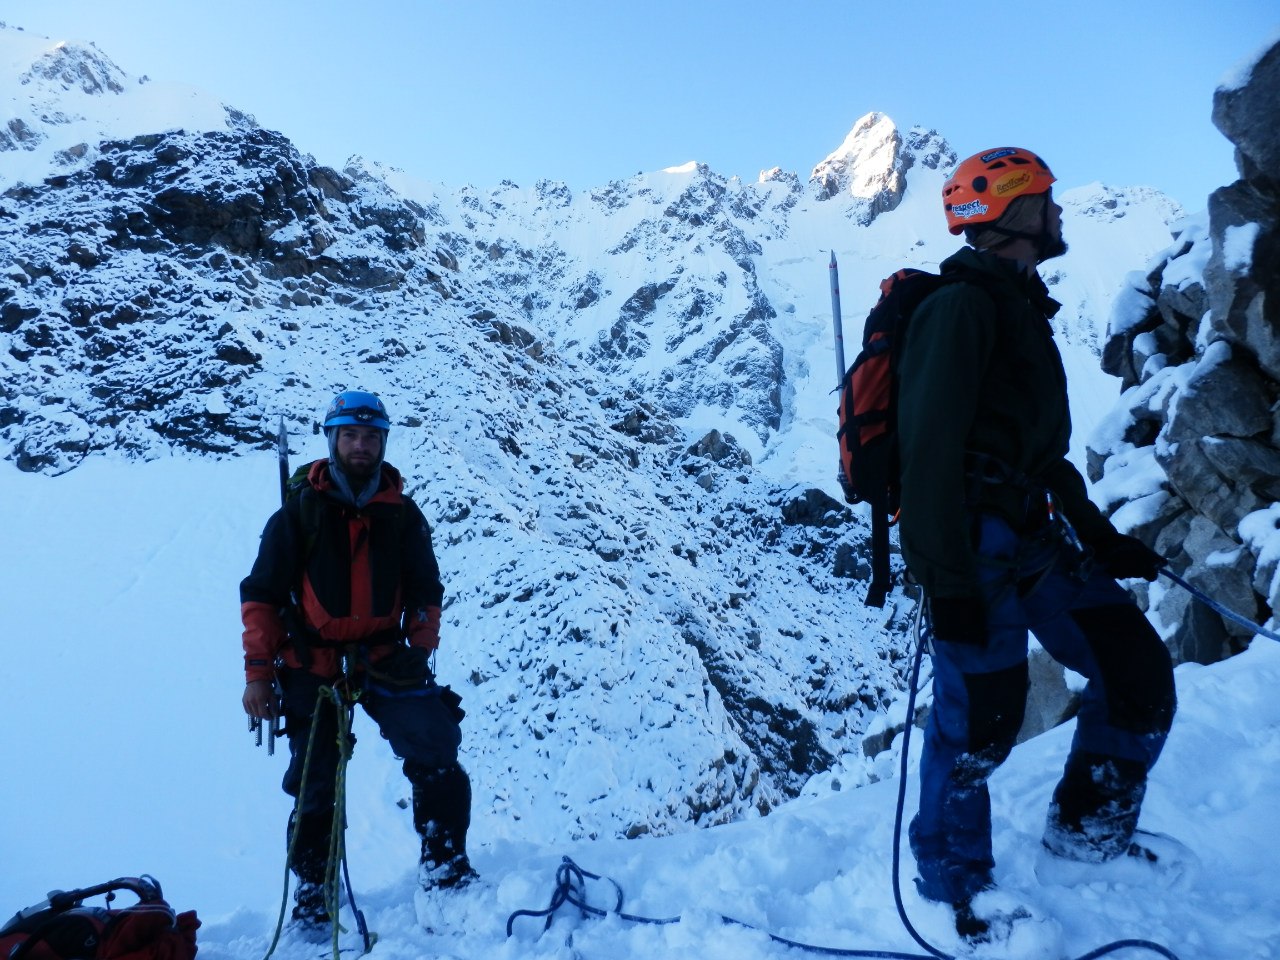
(0, 877, 198, 960)
(836, 267, 994, 607)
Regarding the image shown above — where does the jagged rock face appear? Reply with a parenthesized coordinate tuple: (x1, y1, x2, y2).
(1091, 39, 1280, 665)
(418, 118, 969, 455)
(433, 164, 793, 448)
(24, 40, 126, 95)
(1213, 40, 1280, 192)
(0, 97, 902, 843)
(808, 112, 955, 224)
(0, 127, 450, 471)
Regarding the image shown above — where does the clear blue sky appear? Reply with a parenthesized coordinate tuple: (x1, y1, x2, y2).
(4, 1, 1277, 209)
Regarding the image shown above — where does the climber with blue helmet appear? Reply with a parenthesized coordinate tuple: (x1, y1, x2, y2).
(240, 389, 476, 936)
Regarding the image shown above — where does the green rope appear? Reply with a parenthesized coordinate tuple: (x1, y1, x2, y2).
(324, 684, 356, 960)
(262, 681, 370, 960)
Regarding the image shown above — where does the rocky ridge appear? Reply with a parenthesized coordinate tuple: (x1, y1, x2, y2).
(0, 24, 1191, 845)
(1090, 38, 1280, 664)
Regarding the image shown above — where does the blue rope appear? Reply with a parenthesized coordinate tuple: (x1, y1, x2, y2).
(1159, 568, 1280, 643)
(505, 849, 1183, 960)
(505, 857, 931, 959)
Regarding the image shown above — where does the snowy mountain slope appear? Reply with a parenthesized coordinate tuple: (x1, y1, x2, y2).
(374, 119, 1184, 484)
(0, 24, 906, 846)
(5, 454, 1277, 960)
(0, 23, 247, 187)
(1, 21, 1189, 871)
(0, 133, 901, 826)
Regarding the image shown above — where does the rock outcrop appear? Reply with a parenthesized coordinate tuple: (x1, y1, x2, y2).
(1091, 38, 1280, 664)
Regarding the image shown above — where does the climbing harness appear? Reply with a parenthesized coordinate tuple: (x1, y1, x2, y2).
(263, 678, 376, 960)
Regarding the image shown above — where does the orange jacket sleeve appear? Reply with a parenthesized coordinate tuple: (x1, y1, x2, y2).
(406, 605, 442, 653)
(242, 600, 287, 682)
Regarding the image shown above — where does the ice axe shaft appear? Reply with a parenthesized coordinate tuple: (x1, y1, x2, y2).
(830, 251, 849, 490)
(246, 415, 291, 756)
(830, 251, 846, 392)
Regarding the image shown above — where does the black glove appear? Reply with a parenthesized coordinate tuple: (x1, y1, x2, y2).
(928, 596, 988, 646)
(369, 644, 433, 687)
(1093, 533, 1164, 581)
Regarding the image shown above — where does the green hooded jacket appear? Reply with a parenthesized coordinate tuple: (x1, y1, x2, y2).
(896, 245, 1117, 598)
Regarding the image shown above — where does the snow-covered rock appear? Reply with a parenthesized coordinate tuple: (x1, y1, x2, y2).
(1091, 37, 1280, 664)
(0, 21, 1188, 848)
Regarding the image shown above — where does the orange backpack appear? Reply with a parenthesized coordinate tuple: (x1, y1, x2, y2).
(837, 268, 994, 607)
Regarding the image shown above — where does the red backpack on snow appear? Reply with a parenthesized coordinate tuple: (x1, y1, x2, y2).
(0, 877, 198, 960)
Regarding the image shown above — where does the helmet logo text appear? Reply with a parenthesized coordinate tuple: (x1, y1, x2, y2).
(994, 170, 1032, 197)
(949, 199, 990, 221)
(980, 148, 1018, 163)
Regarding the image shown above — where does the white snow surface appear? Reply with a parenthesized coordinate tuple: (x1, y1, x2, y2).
(3, 458, 1279, 960)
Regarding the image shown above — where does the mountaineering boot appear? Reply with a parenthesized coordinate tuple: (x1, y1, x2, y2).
(285, 809, 334, 938)
(951, 888, 1055, 951)
(289, 880, 330, 940)
(419, 832, 479, 892)
(1036, 829, 1200, 890)
(412, 763, 478, 892)
(953, 897, 992, 943)
(1042, 752, 1147, 862)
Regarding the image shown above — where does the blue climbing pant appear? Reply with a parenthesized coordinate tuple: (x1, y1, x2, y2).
(910, 513, 1176, 904)
(279, 660, 463, 816)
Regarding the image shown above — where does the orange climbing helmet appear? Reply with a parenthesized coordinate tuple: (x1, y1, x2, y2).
(942, 147, 1056, 234)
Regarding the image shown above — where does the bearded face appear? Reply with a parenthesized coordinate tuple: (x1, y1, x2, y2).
(1037, 193, 1069, 262)
(334, 425, 383, 484)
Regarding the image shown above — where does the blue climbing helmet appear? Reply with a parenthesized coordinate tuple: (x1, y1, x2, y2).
(323, 390, 391, 433)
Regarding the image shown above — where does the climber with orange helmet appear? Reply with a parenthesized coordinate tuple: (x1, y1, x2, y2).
(941, 147, 1065, 259)
(896, 148, 1178, 942)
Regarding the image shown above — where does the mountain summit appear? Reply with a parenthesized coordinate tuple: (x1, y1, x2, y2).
(808, 111, 955, 223)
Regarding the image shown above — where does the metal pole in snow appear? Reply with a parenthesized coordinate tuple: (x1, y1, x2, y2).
(830, 251, 851, 492)
(830, 251, 846, 390)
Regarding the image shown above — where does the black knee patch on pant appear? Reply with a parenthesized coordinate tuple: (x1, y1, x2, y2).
(1072, 604, 1176, 736)
(961, 661, 1029, 769)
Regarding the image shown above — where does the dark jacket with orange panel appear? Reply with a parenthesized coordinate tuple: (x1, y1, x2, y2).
(240, 459, 444, 682)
